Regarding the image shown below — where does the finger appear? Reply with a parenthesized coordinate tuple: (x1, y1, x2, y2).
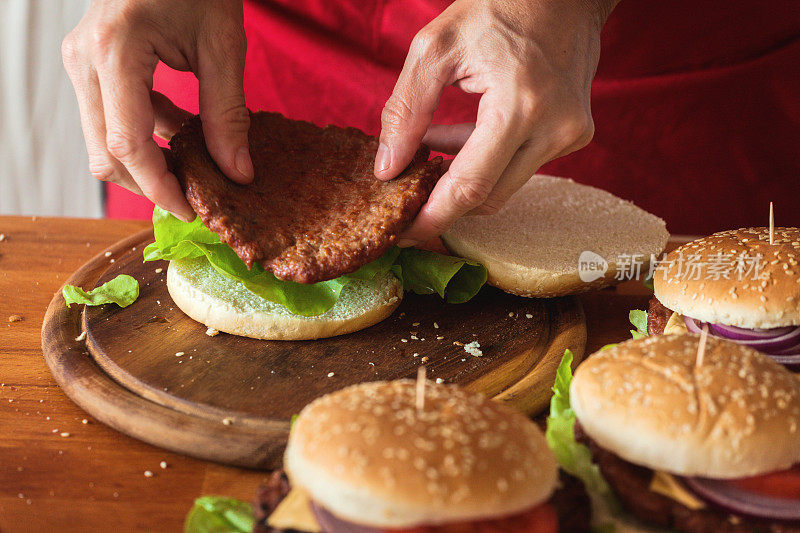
(466, 142, 543, 216)
(151, 90, 191, 141)
(375, 28, 455, 180)
(95, 52, 194, 221)
(422, 123, 474, 155)
(196, 16, 252, 184)
(62, 45, 144, 196)
(399, 94, 527, 245)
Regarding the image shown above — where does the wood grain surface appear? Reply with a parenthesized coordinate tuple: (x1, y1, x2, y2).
(0, 216, 680, 532)
(42, 229, 586, 468)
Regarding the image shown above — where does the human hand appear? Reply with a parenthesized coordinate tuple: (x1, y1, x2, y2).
(62, 0, 253, 221)
(375, 0, 617, 246)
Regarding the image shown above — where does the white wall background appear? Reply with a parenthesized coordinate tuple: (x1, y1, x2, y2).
(0, 0, 102, 217)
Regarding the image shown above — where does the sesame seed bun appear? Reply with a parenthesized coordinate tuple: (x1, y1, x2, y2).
(166, 257, 402, 340)
(653, 227, 800, 329)
(441, 175, 669, 297)
(284, 380, 557, 528)
(571, 334, 800, 479)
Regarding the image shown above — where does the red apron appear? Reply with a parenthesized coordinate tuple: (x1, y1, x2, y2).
(107, 0, 800, 235)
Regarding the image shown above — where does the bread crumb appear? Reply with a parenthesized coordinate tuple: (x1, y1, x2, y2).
(435, 378, 444, 384)
(410, 335, 418, 340)
(525, 313, 533, 319)
(436, 336, 444, 340)
(464, 341, 483, 357)
(81, 419, 88, 424)
(205, 327, 219, 337)
(159, 461, 168, 469)
(413, 353, 419, 358)
(155, 268, 163, 274)
(8, 315, 23, 323)
(60, 432, 70, 438)
(433, 322, 439, 329)
(222, 418, 233, 426)
(144, 470, 153, 478)
(412, 322, 420, 326)
(74, 331, 87, 342)
(453, 341, 464, 346)
(401, 338, 408, 343)
(421, 356, 429, 363)
(327, 372, 335, 377)
(109, 258, 115, 263)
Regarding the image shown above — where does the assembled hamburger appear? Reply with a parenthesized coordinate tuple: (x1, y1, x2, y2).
(569, 334, 800, 531)
(267, 379, 590, 532)
(650, 227, 800, 369)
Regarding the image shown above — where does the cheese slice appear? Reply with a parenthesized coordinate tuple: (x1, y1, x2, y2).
(267, 488, 322, 532)
(663, 312, 688, 335)
(649, 471, 706, 510)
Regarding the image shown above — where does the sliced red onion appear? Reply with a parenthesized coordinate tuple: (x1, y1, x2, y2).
(683, 477, 800, 522)
(683, 317, 800, 362)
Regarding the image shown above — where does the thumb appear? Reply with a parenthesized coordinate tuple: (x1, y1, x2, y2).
(197, 18, 252, 184)
(375, 30, 451, 180)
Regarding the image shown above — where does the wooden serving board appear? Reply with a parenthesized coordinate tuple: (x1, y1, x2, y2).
(42, 229, 586, 469)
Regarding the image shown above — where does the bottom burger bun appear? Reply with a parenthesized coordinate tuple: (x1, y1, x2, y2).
(571, 334, 800, 479)
(284, 380, 558, 529)
(441, 175, 669, 297)
(166, 257, 403, 340)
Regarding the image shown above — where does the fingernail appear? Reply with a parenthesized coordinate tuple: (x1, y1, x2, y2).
(235, 146, 254, 180)
(397, 238, 417, 248)
(375, 143, 391, 175)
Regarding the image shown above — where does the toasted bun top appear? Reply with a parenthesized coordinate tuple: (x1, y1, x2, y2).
(571, 334, 800, 478)
(442, 175, 669, 297)
(285, 380, 557, 528)
(654, 227, 800, 328)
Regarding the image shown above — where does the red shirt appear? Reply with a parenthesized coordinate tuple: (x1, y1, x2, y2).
(107, 0, 800, 235)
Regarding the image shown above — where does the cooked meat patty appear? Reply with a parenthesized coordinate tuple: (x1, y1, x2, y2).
(170, 111, 442, 284)
(252, 469, 590, 532)
(581, 433, 800, 533)
(648, 296, 672, 335)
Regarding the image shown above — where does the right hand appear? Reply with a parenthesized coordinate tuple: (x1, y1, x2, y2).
(62, 0, 253, 222)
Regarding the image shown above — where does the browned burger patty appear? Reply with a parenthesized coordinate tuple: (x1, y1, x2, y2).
(582, 435, 800, 533)
(252, 470, 590, 532)
(170, 111, 442, 284)
(647, 296, 672, 335)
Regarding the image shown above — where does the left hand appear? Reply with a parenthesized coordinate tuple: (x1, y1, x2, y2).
(374, 0, 617, 246)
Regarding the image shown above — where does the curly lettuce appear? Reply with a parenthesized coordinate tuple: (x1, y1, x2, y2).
(144, 207, 487, 316)
(63, 274, 139, 308)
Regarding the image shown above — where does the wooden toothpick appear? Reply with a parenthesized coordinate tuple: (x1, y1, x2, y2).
(415, 366, 427, 411)
(769, 202, 775, 245)
(696, 324, 709, 368)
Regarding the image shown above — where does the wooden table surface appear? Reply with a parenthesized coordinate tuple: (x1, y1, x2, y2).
(0, 215, 662, 533)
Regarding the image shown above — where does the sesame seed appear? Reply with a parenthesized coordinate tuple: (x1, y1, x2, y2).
(175, 352, 184, 357)
(74, 331, 87, 342)
(222, 418, 233, 426)
(159, 461, 167, 469)
(155, 268, 163, 274)
(144, 470, 153, 477)
(104, 251, 112, 257)
(327, 372, 335, 378)
(60, 432, 70, 437)
(205, 327, 219, 336)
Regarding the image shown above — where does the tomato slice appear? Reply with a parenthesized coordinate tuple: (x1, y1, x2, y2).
(390, 503, 558, 533)
(727, 465, 800, 499)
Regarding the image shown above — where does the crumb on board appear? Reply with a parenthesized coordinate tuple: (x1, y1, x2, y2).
(159, 461, 168, 469)
(400, 338, 408, 343)
(436, 336, 444, 340)
(104, 251, 112, 257)
(144, 470, 153, 478)
(464, 341, 483, 357)
(205, 327, 219, 337)
(453, 341, 464, 346)
(421, 356, 429, 363)
(81, 419, 88, 424)
(0, 234, 6, 242)
(8, 315, 23, 323)
(222, 418, 233, 426)
(410, 335, 418, 340)
(327, 372, 335, 378)
(525, 313, 533, 319)
(59, 432, 70, 438)
(413, 353, 419, 358)
(435, 378, 444, 384)
(412, 322, 420, 326)
(433, 322, 439, 329)
(74, 331, 87, 342)
(175, 352, 184, 357)
(155, 268, 163, 274)
(508, 312, 514, 318)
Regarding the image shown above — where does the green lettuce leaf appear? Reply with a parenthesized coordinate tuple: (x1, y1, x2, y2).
(545, 350, 620, 515)
(62, 274, 139, 308)
(144, 207, 487, 316)
(184, 496, 254, 533)
(392, 248, 487, 303)
(629, 309, 648, 339)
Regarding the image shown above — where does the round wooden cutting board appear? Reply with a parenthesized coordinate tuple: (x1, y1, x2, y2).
(42, 229, 586, 469)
